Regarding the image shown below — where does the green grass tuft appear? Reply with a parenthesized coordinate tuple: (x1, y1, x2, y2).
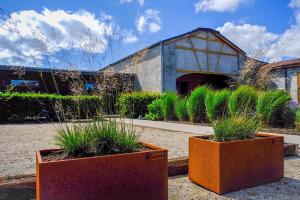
(54, 120, 141, 157)
(175, 98, 188, 122)
(228, 85, 257, 116)
(257, 90, 291, 126)
(205, 89, 231, 122)
(187, 86, 209, 122)
(161, 92, 177, 121)
(55, 124, 94, 156)
(213, 116, 259, 142)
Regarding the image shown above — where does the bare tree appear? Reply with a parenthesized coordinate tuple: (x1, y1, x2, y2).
(235, 50, 276, 90)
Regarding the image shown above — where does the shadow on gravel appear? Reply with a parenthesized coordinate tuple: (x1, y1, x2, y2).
(0, 188, 35, 200)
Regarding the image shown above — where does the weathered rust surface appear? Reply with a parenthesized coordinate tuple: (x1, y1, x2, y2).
(189, 133, 284, 194)
(36, 142, 168, 200)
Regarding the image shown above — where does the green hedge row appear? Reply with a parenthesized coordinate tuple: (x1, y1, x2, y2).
(0, 92, 103, 122)
(118, 92, 161, 118)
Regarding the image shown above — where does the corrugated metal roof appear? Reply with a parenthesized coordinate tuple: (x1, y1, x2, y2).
(0, 65, 98, 75)
(263, 58, 300, 70)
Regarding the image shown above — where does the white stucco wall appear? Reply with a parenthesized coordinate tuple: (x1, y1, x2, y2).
(104, 45, 162, 92)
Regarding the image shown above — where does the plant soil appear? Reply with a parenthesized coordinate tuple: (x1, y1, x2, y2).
(41, 146, 152, 162)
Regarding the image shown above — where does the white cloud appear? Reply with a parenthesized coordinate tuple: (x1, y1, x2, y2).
(120, 0, 144, 6)
(215, 0, 300, 61)
(195, 0, 253, 12)
(0, 9, 136, 66)
(122, 29, 138, 43)
(136, 9, 161, 33)
(289, 0, 300, 8)
(217, 22, 278, 55)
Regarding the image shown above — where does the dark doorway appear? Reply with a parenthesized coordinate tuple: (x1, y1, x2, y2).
(176, 73, 232, 96)
(177, 81, 189, 96)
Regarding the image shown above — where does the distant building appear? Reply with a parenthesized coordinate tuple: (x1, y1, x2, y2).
(101, 27, 247, 95)
(0, 65, 97, 94)
(264, 58, 300, 103)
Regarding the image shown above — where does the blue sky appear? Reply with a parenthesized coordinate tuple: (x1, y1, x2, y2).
(0, 0, 300, 70)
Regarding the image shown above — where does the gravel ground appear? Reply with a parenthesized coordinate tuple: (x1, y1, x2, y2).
(169, 156, 300, 200)
(0, 122, 196, 178)
(0, 123, 300, 199)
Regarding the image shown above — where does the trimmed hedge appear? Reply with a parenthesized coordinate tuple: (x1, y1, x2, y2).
(0, 92, 103, 122)
(118, 92, 161, 118)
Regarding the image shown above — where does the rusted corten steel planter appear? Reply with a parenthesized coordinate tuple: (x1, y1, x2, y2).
(189, 132, 284, 194)
(36, 142, 168, 200)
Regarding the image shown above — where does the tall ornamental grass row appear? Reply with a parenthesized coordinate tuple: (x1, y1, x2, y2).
(161, 92, 177, 121)
(205, 89, 231, 122)
(257, 90, 291, 126)
(187, 86, 209, 122)
(175, 98, 188, 122)
(228, 85, 258, 116)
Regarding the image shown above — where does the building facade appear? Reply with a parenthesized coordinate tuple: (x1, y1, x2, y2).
(265, 59, 300, 103)
(0, 65, 98, 95)
(102, 27, 247, 95)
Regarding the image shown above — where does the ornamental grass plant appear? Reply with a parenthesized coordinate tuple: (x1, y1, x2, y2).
(161, 92, 177, 121)
(257, 90, 291, 127)
(187, 86, 209, 122)
(205, 89, 231, 122)
(212, 115, 259, 142)
(228, 85, 258, 116)
(54, 120, 141, 157)
(175, 97, 188, 122)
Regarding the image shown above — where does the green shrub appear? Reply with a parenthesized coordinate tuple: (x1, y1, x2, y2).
(54, 120, 141, 157)
(118, 92, 161, 118)
(145, 98, 163, 120)
(213, 116, 259, 142)
(187, 86, 209, 122)
(0, 92, 103, 122)
(161, 92, 177, 121)
(205, 89, 231, 122)
(228, 85, 258, 115)
(257, 90, 291, 126)
(175, 98, 188, 122)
